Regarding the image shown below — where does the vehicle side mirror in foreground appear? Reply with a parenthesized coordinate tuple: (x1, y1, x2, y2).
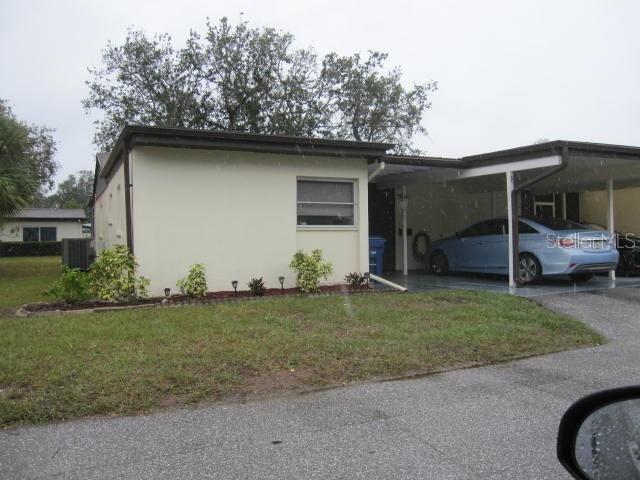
(557, 386, 640, 479)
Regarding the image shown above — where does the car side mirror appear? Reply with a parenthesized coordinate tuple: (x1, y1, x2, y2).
(557, 386, 640, 479)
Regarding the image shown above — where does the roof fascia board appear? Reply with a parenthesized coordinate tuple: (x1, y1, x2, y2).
(100, 126, 393, 177)
(459, 155, 562, 179)
(129, 134, 390, 160)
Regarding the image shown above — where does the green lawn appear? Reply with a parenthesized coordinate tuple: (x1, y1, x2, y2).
(0, 256, 60, 312)
(0, 256, 603, 428)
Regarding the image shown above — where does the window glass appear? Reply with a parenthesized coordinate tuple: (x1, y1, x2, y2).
(534, 204, 555, 218)
(461, 221, 494, 237)
(40, 227, 57, 241)
(23, 227, 39, 242)
(297, 181, 353, 203)
(527, 217, 588, 231)
(518, 222, 539, 234)
(297, 180, 355, 226)
(492, 220, 508, 235)
(504, 221, 540, 234)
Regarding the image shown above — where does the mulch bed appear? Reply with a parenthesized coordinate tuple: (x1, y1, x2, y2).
(17, 284, 384, 316)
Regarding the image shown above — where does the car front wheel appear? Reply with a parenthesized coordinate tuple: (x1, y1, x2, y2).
(518, 253, 543, 285)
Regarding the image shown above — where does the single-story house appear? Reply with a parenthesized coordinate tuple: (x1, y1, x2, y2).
(0, 208, 86, 242)
(91, 125, 640, 295)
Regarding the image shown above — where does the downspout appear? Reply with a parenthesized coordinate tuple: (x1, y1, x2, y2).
(123, 141, 134, 253)
(509, 144, 569, 286)
(368, 160, 386, 182)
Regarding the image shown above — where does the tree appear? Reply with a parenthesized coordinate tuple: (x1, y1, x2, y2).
(84, 18, 437, 153)
(0, 100, 58, 219)
(321, 52, 436, 153)
(45, 170, 93, 215)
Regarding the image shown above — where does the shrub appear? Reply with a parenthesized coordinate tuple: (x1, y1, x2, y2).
(46, 266, 92, 304)
(344, 272, 366, 287)
(248, 277, 266, 296)
(289, 249, 333, 293)
(89, 245, 149, 302)
(177, 264, 208, 298)
(0, 241, 61, 257)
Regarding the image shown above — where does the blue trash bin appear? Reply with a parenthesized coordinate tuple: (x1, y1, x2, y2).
(369, 236, 387, 276)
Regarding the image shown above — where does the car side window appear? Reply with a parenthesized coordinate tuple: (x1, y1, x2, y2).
(519, 221, 539, 234)
(460, 223, 480, 237)
(492, 220, 508, 235)
(461, 221, 494, 237)
(504, 221, 540, 234)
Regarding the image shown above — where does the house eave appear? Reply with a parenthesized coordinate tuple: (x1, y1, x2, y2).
(99, 125, 394, 178)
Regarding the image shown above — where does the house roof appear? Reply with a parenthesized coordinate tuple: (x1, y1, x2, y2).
(99, 125, 395, 177)
(6, 208, 86, 221)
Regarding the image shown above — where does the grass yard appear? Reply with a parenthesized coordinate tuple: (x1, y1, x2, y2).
(0, 256, 61, 312)
(0, 275, 602, 427)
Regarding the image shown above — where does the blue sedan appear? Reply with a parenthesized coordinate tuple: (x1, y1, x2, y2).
(428, 217, 619, 284)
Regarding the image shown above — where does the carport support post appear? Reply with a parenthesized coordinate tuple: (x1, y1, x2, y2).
(506, 171, 518, 289)
(607, 178, 616, 280)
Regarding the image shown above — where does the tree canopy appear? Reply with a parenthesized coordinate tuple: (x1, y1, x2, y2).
(84, 18, 437, 154)
(44, 170, 93, 210)
(0, 100, 58, 219)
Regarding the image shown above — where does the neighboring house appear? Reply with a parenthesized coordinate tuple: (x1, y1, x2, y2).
(92, 126, 640, 294)
(0, 208, 86, 242)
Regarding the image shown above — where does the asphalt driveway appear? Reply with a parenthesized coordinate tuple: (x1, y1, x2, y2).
(2, 288, 640, 479)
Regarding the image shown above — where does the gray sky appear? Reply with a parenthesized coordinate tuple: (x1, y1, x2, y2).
(2, 0, 639, 186)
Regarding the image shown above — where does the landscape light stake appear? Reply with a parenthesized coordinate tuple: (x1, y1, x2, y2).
(278, 276, 285, 294)
(232, 280, 239, 297)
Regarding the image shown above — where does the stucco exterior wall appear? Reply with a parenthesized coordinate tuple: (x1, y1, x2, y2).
(94, 161, 127, 252)
(393, 182, 508, 271)
(581, 186, 640, 234)
(130, 146, 369, 295)
(0, 221, 83, 242)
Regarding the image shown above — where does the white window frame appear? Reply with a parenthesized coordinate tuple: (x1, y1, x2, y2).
(296, 177, 358, 231)
(534, 196, 555, 218)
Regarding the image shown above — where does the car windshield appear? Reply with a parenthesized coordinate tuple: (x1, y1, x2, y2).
(526, 217, 589, 231)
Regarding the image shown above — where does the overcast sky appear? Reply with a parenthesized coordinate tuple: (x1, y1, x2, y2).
(2, 0, 639, 186)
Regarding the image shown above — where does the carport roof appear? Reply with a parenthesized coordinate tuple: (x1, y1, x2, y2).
(374, 140, 640, 192)
(381, 140, 640, 168)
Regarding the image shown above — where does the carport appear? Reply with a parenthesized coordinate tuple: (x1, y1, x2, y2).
(368, 141, 640, 290)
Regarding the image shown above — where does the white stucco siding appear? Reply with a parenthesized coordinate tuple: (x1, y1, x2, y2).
(0, 221, 83, 242)
(131, 146, 369, 295)
(94, 161, 127, 252)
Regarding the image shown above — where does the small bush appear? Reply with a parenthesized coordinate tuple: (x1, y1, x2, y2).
(345, 272, 366, 287)
(177, 264, 208, 298)
(46, 266, 92, 304)
(248, 277, 266, 296)
(289, 249, 333, 293)
(0, 241, 61, 257)
(89, 245, 149, 302)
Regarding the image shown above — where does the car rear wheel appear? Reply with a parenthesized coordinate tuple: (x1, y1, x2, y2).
(430, 251, 449, 275)
(570, 273, 594, 283)
(518, 253, 542, 285)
